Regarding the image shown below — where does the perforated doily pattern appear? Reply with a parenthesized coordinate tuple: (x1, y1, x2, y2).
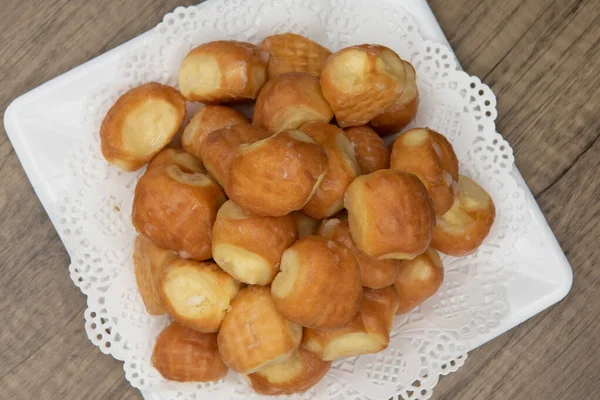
(55, 1, 530, 399)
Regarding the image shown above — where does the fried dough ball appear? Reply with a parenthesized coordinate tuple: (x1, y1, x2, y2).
(226, 129, 328, 216)
(212, 200, 298, 285)
(344, 169, 435, 260)
(253, 72, 333, 133)
(343, 125, 390, 174)
(132, 165, 226, 260)
(147, 148, 205, 173)
(181, 105, 249, 158)
(320, 44, 406, 127)
(303, 286, 399, 361)
(299, 122, 360, 218)
(390, 128, 459, 215)
(394, 247, 444, 314)
(370, 61, 419, 136)
(271, 236, 362, 330)
(133, 235, 178, 315)
(218, 286, 302, 374)
(151, 322, 228, 382)
(179, 41, 268, 103)
(432, 175, 496, 256)
(259, 33, 332, 79)
(100, 82, 186, 171)
(318, 218, 398, 289)
(159, 259, 241, 332)
(245, 347, 330, 395)
(199, 124, 271, 187)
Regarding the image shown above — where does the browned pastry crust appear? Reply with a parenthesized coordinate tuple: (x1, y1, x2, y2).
(226, 129, 328, 217)
(133, 235, 179, 315)
(390, 128, 459, 216)
(147, 148, 205, 174)
(245, 347, 331, 395)
(320, 44, 406, 127)
(178, 41, 269, 103)
(431, 175, 496, 256)
(151, 322, 228, 382)
(370, 61, 419, 136)
(291, 211, 320, 239)
(259, 33, 332, 79)
(318, 218, 399, 289)
(271, 236, 362, 330)
(100, 82, 186, 171)
(218, 286, 302, 374)
(181, 105, 249, 159)
(394, 247, 444, 314)
(199, 124, 271, 188)
(158, 259, 241, 332)
(132, 165, 226, 260)
(253, 72, 334, 133)
(212, 200, 298, 285)
(302, 286, 399, 360)
(343, 125, 390, 174)
(344, 169, 435, 260)
(299, 122, 360, 218)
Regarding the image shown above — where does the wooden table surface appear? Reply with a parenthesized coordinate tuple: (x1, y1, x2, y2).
(1, 0, 598, 399)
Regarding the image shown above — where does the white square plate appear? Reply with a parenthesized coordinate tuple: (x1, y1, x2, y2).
(4, 1, 572, 398)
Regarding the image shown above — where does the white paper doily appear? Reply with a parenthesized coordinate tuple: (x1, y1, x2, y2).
(55, 1, 530, 399)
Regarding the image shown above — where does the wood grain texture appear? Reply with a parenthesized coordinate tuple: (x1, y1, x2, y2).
(0, 0, 598, 399)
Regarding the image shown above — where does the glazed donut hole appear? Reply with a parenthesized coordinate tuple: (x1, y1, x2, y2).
(218, 286, 303, 374)
(212, 200, 297, 285)
(245, 347, 331, 395)
(318, 217, 399, 289)
(300, 122, 360, 219)
(178, 41, 268, 103)
(302, 286, 400, 361)
(432, 175, 496, 256)
(159, 259, 241, 333)
(147, 148, 206, 174)
(151, 322, 228, 382)
(394, 247, 444, 315)
(253, 72, 334, 133)
(258, 33, 332, 79)
(344, 169, 436, 260)
(320, 44, 406, 127)
(132, 165, 225, 261)
(133, 235, 178, 316)
(100, 82, 186, 171)
(181, 105, 249, 159)
(390, 128, 459, 216)
(370, 60, 419, 137)
(343, 125, 390, 174)
(226, 129, 328, 217)
(199, 124, 271, 188)
(271, 236, 362, 330)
